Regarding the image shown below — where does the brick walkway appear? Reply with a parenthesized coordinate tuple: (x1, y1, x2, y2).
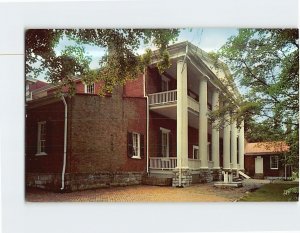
(26, 183, 250, 202)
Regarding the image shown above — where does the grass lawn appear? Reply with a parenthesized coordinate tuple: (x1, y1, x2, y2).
(239, 182, 299, 202)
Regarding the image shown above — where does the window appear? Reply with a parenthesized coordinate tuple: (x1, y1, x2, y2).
(132, 132, 140, 158)
(36, 121, 47, 155)
(193, 145, 199, 159)
(127, 132, 144, 159)
(161, 76, 169, 92)
(160, 127, 170, 157)
(85, 83, 95, 94)
(270, 156, 279, 169)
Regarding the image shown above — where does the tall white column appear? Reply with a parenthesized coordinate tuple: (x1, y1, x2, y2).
(223, 113, 231, 170)
(231, 119, 238, 170)
(211, 90, 220, 169)
(199, 77, 208, 168)
(238, 120, 245, 170)
(176, 59, 188, 169)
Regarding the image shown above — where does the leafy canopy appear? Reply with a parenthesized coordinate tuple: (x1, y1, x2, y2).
(25, 29, 180, 95)
(217, 29, 299, 166)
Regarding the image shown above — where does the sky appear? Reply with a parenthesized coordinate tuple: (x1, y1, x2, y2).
(53, 28, 238, 71)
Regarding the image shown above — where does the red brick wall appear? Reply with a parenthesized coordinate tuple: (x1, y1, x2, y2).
(146, 67, 162, 94)
(47, 80, 105, 96)
(26, 100, 65, 173)
(244, 154, 285, 177)
(149, 111, 177, 157)
(69, 88, 147, 174)
(149, 111, 202, 158)
(123, 73, 144, 97)
(145, 67, 177, 94)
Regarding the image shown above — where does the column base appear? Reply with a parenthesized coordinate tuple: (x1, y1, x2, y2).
(211, 169, 223, 181)
(172, 168, 192, 187)
(199, 169, 213, 183)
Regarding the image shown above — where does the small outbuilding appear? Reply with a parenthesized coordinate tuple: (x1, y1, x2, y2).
(244, 141, 291, 179)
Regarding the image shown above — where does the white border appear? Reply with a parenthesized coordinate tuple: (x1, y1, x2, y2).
(0, 1, 299, 233)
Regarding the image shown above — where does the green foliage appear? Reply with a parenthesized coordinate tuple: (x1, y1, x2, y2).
(218, 29, 299, 167)
(283, 186, 299, 201)
(239, 183, 299, 202)
(25, 29, 179, 96)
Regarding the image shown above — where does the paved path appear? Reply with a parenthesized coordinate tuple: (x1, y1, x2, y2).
(26, 183, 252, 202)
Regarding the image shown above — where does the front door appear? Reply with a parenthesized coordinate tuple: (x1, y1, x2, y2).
(255, 156, 263, 174)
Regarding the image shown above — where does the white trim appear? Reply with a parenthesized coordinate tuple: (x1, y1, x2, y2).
(36, 121, 47, 155)
(131, 132, 141, 159)
(160, 127, 171, 133)
(192, 145, 199, 159)
(84, 82, 95, 94)
(35, 152, 47, 156)
(270, 155, 279, 170)
(160, 128, 170, 157)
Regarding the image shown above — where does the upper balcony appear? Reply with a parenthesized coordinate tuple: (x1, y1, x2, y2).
(148, 89, 211, 115)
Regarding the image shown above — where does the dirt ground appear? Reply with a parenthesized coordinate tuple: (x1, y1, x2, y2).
(26, 182, 261, 202)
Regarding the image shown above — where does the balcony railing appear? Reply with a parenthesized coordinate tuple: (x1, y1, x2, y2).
(148, 90, 211, 114)
(149, 157, 177, 169)
(149, 157, 206, 170)
(148, 90, 177, 105)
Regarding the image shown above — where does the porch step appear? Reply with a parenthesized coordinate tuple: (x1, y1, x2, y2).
(142, 176, 172, 186)
(238, 171, 251, 179)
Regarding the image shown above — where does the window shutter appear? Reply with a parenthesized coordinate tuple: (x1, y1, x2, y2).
(127, 132, 133, 158)
(140, 134, 144, 158)
(158, 130, 162, 157)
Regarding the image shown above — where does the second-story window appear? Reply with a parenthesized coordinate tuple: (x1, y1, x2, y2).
(161, 76, 169, 92)
(85, 83, 95, 94)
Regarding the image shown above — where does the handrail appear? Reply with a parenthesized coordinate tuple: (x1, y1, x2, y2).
(148, 90, 177, 105)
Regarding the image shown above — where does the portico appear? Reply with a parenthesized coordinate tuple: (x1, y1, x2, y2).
(147, 41, 245, 186)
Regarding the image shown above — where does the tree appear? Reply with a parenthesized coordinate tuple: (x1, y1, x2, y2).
(25, 29, 180, 95)
(217, 29, 298, 168)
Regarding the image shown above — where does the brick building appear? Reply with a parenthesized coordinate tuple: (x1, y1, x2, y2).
(244, 141, 291, 179)
(25, 41, 246, 191)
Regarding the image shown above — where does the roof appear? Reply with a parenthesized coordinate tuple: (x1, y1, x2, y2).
(245, 141, 289, 155)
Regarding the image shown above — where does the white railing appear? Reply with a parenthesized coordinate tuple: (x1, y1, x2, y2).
(148, 90, 177, 105)
(149, 157, 177, 169)
(188, 159, 201, 170)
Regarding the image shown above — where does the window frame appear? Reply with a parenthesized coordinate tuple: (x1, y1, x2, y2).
(36, 121, 47, 156)
(131, 132, 141, 159)
(160, 127, 170, 157)
(270, 155, 279, 170)
(193, 145, 199, 160)
(84, 82, 95, 94)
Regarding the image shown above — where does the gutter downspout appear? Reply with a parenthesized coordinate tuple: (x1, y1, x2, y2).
(143, 68, 149, 174)
(61, 95, 68, 190)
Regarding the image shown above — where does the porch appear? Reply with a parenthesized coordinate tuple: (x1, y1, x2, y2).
(149, 157, 214, 173)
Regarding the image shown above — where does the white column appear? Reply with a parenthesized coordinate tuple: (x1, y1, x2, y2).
(238, 120, 245, 170)
(176, 59, 188, 169)
(231, 119, 238, 170)
(199, 77, 208, 168)
(211, 90, 220, 169)
(223, 113, 231, 170)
